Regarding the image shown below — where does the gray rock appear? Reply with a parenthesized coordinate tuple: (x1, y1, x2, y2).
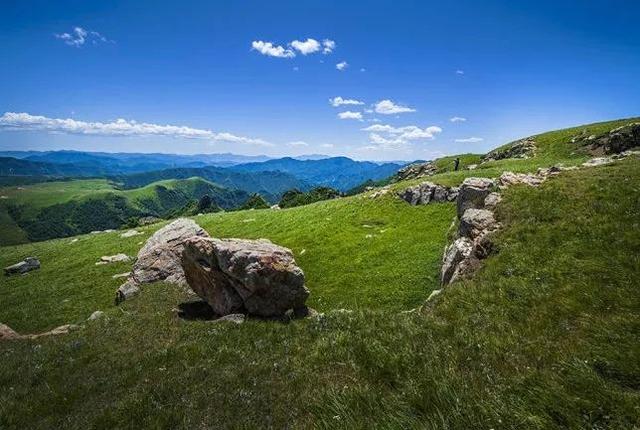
(459, 209, 497, 239)
(395, 161, 438, 181)
(181, 236, 309, 317)
(115, 280, 140, 303)
(0, 323, 20, 340)
(398, 182, 457, 205)
(441, 237, 474, 285)
(120, 229, 142, 238)
(98, 254, 130, 264)
(88, 311, 105, 321)
(115, 218, 211, 303)
(456, 177, 493, 217)
(482, 137, 536, 162)
(4, 257, 40, 276)
(484, 192, 502, 210)
(497, 171, 545, 188)
(211, 313, 245, 324)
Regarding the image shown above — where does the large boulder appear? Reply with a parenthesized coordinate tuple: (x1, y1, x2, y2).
(497, 171, 545, 188)
(395, 161, 438, 181)
(482, 137, 536, 162)
(181, 236, 309, 317)
(4, 257, 40, 276)
(115, 218, 209, 303)
(456, 177, 494, 217)
(579, 123, 640, 154)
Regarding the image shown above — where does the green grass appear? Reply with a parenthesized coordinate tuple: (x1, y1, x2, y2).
(0, 157, 638, 428)
(0, 192, 452, 332)
(1, 118, 639, 428)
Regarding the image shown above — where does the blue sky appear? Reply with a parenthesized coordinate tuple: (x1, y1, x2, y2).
(1, 0, 639, 161)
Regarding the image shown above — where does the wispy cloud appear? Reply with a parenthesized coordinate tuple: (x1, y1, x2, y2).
(338, 111, 362, 120)
(450, 116, 467, 122)
(251, 40, 295, 58)
(54, 26, 113, 47)
(329, 96, 364, 107)
(0, 112, 271, 146)
(374, 99, 416, 115)
(455, 69, 465, 75)
(288, 140, 309, 146)
(320, 143, 334, 148)
(362, 124, 442, 149)
(336, 61, 349, 71)
(455, 137, 483, 143)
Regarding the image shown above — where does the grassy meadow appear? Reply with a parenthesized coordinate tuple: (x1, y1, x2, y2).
(0, 118, 639, 428)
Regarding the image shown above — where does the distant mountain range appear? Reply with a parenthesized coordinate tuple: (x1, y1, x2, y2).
(0, 151, 405, 193)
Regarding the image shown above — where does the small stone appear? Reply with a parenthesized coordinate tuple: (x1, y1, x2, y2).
(98, 254, 130, 264)
(120, 229, 142, 238)
(211, 313, 245, 324)
(4, 257, 40, 276)
(88, 311, 105, 321)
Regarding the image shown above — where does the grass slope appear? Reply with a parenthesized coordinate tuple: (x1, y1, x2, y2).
(0, 156, 638, 428)
(0, 177, 248, 245)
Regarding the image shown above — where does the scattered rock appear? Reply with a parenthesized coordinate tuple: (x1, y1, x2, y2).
(88, 311, 105, 321)
(497, 171, 545, 188)
(467, 164, 478, 170)
(4, 257, 40, 276)
(0, 323, 20, 340)
(398, 181, 458, 205)
(582, 157, 615, 167)
(1, 322, 79, 341)
(482, 137, 536, 162)
(112, 272, 130, 279)
(456, 177, 494, 217)
(70, 238, 79, 244)
(270, 205, 281, 210)
(120, 229, 142, 238)
(181, 236, 309, 317)
(116, 218, 211, 303)
(138, 216, 161, 226)
(369, 186, 391, 199)
(97, 254, 130, 265)
(211, 313, 245, 324)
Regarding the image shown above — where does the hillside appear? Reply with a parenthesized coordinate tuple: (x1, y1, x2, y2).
(110, 165, 310, 199)
(0, 178, 249, 244)
(231, 156, 402, 191)
(0, 118, 639, 428)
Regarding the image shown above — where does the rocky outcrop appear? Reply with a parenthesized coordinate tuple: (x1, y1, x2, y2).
(456, 177, 494, 217)
(398, 182, 458, 205)
(181, 236, 309, 318)
(441, 177, 501, 286)
(574, 123, 640, 155)
(4, 257, 40, 276)
(395, 162, 438, 181)
(115, 218, 210, 303)
(482, 138, 536, 162)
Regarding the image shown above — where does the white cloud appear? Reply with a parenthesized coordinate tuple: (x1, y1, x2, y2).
(288, 141, 308, 146)
(291, 38, 321, 55)
(251, 40, 295, 58)
(336, 61, 348, 71)
(54, 27, 112, 47)
(338, 111, 363, 120)
(455, 137, 483, 143)
(361, 124, 442, 149)
(456, 70, 465, 75)
(329, 96, 364, 107)
(450, 116, 467, 122)
(360, 68, 366, 72)
(293, 66, 299, 71)
(322, 39, 335, 54)
(374, 99, 416, 115)
(320, 143, 334, 148)
(0, 112, 271, 146)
